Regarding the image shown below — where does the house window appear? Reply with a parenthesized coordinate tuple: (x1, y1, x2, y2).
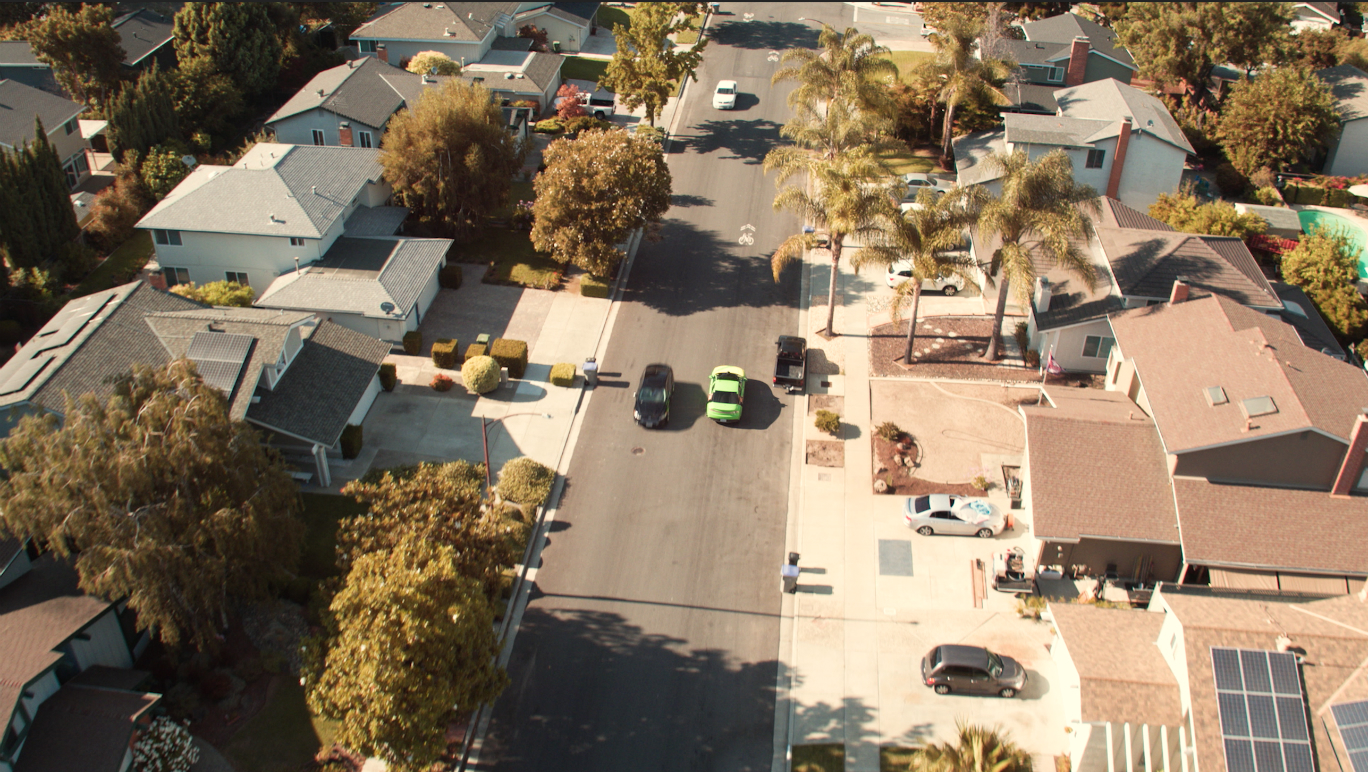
(153, 229, 182, 246)
(290, 237, 305, 247)
(1082, 335, 1115, 358)
(359, 40, 377, 53)
(357, 130, 373, 148)
(226, 271, 249, 286)
(1047, 66, 1063, 83)
(163, 267, 190, 286)
(64, 118, 76, 135)
(311, 129, 326, 146)
(1086, 148, 1105, 169)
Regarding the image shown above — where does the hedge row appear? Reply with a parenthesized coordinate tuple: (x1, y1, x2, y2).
(432, 338, 460, 369)
(549, 362, 576, 387)
(489, 338, 528, 379)
(1284, 185, 1357, 208)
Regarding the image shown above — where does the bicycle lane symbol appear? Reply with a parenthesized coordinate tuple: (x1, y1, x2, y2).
(738, 224, 756, 246)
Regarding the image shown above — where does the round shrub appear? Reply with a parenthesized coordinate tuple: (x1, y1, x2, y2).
(814, 409, 840, 435)
(430, 374, 454, 392)
(461, 355, 501, 394)
(497, 456, 556, 508)
(875, 421, 902, 442)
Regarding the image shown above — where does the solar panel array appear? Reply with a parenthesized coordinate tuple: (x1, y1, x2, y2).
(186, 332, 254, 395)
(1211, 647, 1313, 772)
(1332, 700, 1368, 772)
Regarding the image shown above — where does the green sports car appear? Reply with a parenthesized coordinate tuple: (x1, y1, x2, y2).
(707, 365, 746, 424)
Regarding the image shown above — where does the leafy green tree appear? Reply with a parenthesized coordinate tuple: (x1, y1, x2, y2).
(173, 3, 282, 97)
(0, 360, 304, 651)
(406, 50, 461, 76)
(304, 535, 508, 772)
(1216, 67, 1339, 177)
(927, 15, 1012, 160)
(289, 2, 379, 43)
(600, 2, 708, 126)
(978, 149, 1099, 361)
(920, 3, 990, 29)
(1147, 193, 1268, 239)
(1281, 227, 1368, 343)
(106, 65, 180, 164)
(1287, 27, 1345, 70)
(908, 720, 1032, 772)
(138, 144, 192, 200)
(0, 119, 80, 273)
(26, 3, 126, 109)
(771, 24, 897, 115)
(133, 716, 200, 772)
(166, 56, 245, 140)
(381, 81, 523, 240)
(170, 280, 255, 307)
(531, 128, 671, 277)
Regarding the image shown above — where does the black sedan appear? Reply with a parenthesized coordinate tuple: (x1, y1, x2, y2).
(634, 364, 674, 428)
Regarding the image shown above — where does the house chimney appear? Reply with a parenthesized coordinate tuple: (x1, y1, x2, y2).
(1033, 276, 1053, 313)
(1106, 118, 1131, 200)
(1331, 411, 1368, 498)
(1066, 35, 1090, 87)
(338, 121, 353, 147)
(148, 272, 168, 290)
(377, 43, 388, 63)
(1169, 277, 1189, 304)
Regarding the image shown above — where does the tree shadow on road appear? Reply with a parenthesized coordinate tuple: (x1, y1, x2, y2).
(682, 117, 782, 165)
(709, 19, 820, 50)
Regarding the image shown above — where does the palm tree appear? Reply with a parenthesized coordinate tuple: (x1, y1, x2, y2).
(978, 149, 1100, 361)
(928, 16, 1013, 161)
(771, 24, 899, 115)
(862, 186, 985, 363)
(909, 720, 1032, 772)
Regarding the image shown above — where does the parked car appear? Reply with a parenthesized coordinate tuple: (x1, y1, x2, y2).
(706, 365, 746, 423)
(921, 644, 1027, 697)
(773, 335, 806, 393)
(899, 173, 953, 203)
(903, 495, 1007, 537)
(713, 80, 738, 109)
(884, 260, 967, 295)
(920, 23, 938, 38)
(586, 89, 617, 120)
(634, 364, 674, 428)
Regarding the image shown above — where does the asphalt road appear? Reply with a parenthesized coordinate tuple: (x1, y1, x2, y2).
(480, 4, 846, 771)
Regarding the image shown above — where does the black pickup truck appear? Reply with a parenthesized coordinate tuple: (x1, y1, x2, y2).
(773, 336, 807, 394)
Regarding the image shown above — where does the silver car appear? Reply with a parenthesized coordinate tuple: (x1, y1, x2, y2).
(885, 260, 967, 295)
(903, 495, 1006, 537)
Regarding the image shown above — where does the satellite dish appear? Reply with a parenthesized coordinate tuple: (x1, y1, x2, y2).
(181, 155, 198, 169)
(380, 302, 396, 315)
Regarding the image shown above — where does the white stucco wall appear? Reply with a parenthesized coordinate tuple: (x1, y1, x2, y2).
(269, 110, 385, 147)
(1050, 625, 1084, 725)
(320, 313, 387, 341)
(1114, 133, 1187, 211)
(535, 15, 588, 52)
(150, 230, 328, 290)
(415, 265, 444, 319)
(1326, 118, 1368, 177)
(70, 610, 133, 671)
(1039, 319, 1115, 373)
(346, 374, 383, 426)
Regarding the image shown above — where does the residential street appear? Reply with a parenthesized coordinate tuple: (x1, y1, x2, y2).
(479, 4, 836, 770)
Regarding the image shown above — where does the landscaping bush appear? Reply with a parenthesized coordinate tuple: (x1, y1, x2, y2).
(465, 343, 487, 361)
(1025, 349, 1041, 368)
(379, 362, 397, 391)
(875, 421, 903, 442)
(1358, 339, 1368, 361)
(461, 355, 501, 394)
(1327, 187, 1353, 208)
(199, 672, 232, 701)
(534, 118, 564, 134)
(402, 330, 422, 355)
(814, 409, 840, 435)
(439, 264, 463, 289)
(57, 242, 99, 284)
(1291, 184, 1325, 206)
(1254, 187, 1284, 207)
(430, 373, 454, 392)
(0, 320, 23, 346)
(565, 115, 610, 134)
(1214, 162, 1250, 197)
(549, 362, 576, 387)
(580, 275, 611, 298)
(497, 456, 556, 507)
(340, 424, 363, 459)
(489, 337, 529, 378)
(431, 338, 459, 369)
(1012, 321, 1030, 354)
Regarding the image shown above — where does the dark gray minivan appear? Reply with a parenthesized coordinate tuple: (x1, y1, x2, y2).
(921, 644, 1027, 697)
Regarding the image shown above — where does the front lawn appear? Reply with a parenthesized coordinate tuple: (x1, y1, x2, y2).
(457, 229, 563, 288)
(886, 50, 935, 81)
(221, 680, 340, 772)
(492, 180, 536, 220)
(597, 5, 632, 30)
(560, 55, 609, 84)
(878, 149, 937, 175)
(72, 230, 154, 298)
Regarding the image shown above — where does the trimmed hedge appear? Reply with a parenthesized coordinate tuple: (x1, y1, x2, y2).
(814, 409, 840, 435)
(379, 363, 397, 391)
(549, 362, 576, 387)
(534, 118, 564, 133)
(402, 331, 422, 355)
(497, 456, 556, 507)
(340, 424, 363, 459)
(465, 343, 487, 361)
(439, 264, 463, 289)
(462, 355, 501, 394)
(580, 275, 611, 298)
(432, 338, 459, 369)
(489, 338, 529, 378)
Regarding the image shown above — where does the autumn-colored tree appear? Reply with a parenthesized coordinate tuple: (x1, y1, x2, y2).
(173, 3, 283, 96)
(1216, 67, 1339, 177)
(518, 23, 549, 52)
(289, 2, 379, 43)
(555, 83, 589, 120)
(532, 129, 672, 277)
(0, 360, 304, 651)
(600, 2, 708, 126)
(380, 81, 523, 239)
(86, 170, 152, 253)
(170, 280, 255, 307)
(26, 3, 126, 109)
(304, 535, 508, 772)
(406, 50, 461, 76)
(1281, 227, 1368, 343)
(1147, 193, 1268, 239)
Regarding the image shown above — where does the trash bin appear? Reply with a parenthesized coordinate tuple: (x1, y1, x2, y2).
(583, 356, 598, 388)
(710, 2, 720, 13)
(781, 564, 800, 593)
(552, 41, 561, 53)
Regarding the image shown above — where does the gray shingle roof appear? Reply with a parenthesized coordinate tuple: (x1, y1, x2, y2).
(1271, 281, 1346, 359)
(1098, 229, 1281, 307)
(344, 205, 409, 237)
(1054, 79, 1195, 153)
(137, 144, 385, 238)
(13, 684, 159, 772)
(353, 2, 518, 42)
(1099, 196, 1174, 231)
(255, 237, 449, 318)
(267, 57, 449, 130)
(111, 9, 173, 67)
(1317, 64, 1368, 122)
(0, 41, 41, 65)
(461, 50, 563, 93)
(0, 78, 84, 150)
(1003, 39, 1068, 67)
(1048, 604, 1182, 727)
(952, 129, 1008, 185)
(247, 320, 389, 446)
(543, 2, 600, 27)
(1021, 13, 1135, 69)
(1002, 82, 1059, 114)
(1003, 114, 1110, 147)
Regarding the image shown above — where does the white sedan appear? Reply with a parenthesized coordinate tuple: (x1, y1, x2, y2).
(904, 495, 1007, 538)
(713, 80, 738, 109)
(885, 259, 969, 295)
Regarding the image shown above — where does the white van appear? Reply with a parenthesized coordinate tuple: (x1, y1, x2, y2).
(586, 89, 616, 120)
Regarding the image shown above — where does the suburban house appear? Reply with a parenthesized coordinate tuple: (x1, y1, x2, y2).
(1020, 292, 1368, 593)
(0, 281, 391, 485)
(110, 9, 176, 72)
(352, 2, 599, 60)
(955, 79, 1193, 211)
(0, 537, 162, 772)
(0, 42, 61, 97)
(458, 46, 564, 110)
(0, 78, 101, 189)
(1049, 587, 1368, 772)
(1316, 64, 1368, 177)
(1000, 12, 1136, 115)
(266, 56, 451, 148)
(1292, 1, 1342, 32)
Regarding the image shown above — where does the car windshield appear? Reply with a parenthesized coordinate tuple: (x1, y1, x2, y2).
(712, 391, 740, 405)
(589, 96, 613, 106)
(638, 387, 666, 403)
(718, 85, 735, 94)
(986, 651, 1003, 678)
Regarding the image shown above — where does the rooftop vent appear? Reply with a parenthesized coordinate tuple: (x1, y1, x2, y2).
(1240, 396, 1279, 419)
(1284, 300, 1308, 318)
(445, 27, 453, 36)
(317, 88, 325, 97)
(505, 72, 514, 79)
(1204, 386, 1228, 407)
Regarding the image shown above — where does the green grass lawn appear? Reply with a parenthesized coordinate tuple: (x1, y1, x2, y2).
(492, 180, 536, 220)
(677, 27, 700, 45)
(793, 744, 845, 772)
(878, 148, 937, 175)
(560, 56, 609, 84)
(72, 230, 153, 298)
(222, 680, 340, 772)
(885, 50, 935, 81)
(457, 229, 562, 288)
(597, 5, 631, 30)
(298, 492, 367, 580)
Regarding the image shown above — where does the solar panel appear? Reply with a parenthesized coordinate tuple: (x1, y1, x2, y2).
(0, 355, 52, 396)
(186, 332, 254, 395)
(1212, 648, 1313, 772)
(1333, 700, 1368, 772)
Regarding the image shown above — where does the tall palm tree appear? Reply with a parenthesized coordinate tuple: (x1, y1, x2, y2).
(862, 186, 985, 363)
(928, 16, 1013, 161)
(771, 24, 899, 115)
(909, 720, 1032, 772)
(978, 149, 1100, 361)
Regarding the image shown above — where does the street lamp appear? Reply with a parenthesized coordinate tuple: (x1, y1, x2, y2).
(481, 412, 553, 491)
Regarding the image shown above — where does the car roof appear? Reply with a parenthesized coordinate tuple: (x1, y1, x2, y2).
(718, 79, 737, 87)
(641, 364, 671, 386)
(711, 365, 744, 376)
(711, 378, 742, 394)
(933, 644, 991, 667)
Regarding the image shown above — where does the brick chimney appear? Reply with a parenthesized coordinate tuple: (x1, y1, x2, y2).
(147, 272, 167, 290)
(1105, 118, 1131, 200)
(1331, 411, 1368, 498)
(338, 121, 353, 147)
(1169, 277, 1189, 304)
(1066, 36, 1090, 87)
(377, 43, 388, 63)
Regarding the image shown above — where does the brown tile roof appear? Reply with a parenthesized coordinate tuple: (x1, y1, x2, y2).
(1108, 295, 1368, 453)
(1049, 604, 1182, 726)
(1173, 478, 1368, 574)
(1023, 389, 1179, 543)
(13, 684, 159, 772)
(1097, 196, 1174, 231)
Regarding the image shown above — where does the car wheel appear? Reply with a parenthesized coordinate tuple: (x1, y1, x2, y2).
(998, 687, 1017, 698)
(942, 285, 958, 296)
(976, 528, 994, 538)
(934, 684, 951, 695)
(916, 526, 934, 536)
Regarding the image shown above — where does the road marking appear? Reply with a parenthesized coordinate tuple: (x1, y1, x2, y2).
(743, 12, 755, 22)
(767, 50, 780, 62)
(739, 224, 756, 246)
